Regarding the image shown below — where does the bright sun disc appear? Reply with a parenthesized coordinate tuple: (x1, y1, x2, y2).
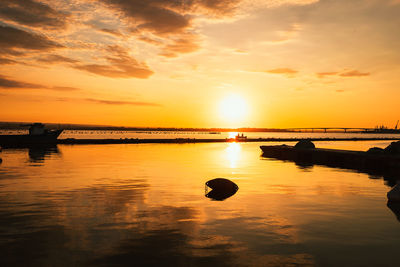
(219, 95, 248, 123)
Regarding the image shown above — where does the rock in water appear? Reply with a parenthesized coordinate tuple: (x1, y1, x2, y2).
(387, 183, 400, 202)
(205, 178, 238, 201)
(294, 140, 315, 149)
(384, 141, 400, 155)
(367, 147, 384, 154)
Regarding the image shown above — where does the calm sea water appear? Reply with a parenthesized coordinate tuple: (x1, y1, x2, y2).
(1, 140, 400, 266)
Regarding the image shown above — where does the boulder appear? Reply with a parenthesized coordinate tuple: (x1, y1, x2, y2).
(367, 147, 384, 154)
(294, 140, 315, 149)
(384, 141, 400, 155)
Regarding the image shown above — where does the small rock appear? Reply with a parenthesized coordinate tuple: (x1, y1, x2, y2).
(294, 140, 315, 149)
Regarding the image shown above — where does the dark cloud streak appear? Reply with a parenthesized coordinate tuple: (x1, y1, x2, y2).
(84, 98, 162, 106)
(36, 54, 79, 64)
(0, 24, 63, 55)
(0, 75, 41, 89)
(0, 75, 79, 91)
(0, 57, 18, 65)
(0, 0, 68, 29)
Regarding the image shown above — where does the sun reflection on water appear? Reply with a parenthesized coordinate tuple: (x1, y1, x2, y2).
(225, 142, 241, 168)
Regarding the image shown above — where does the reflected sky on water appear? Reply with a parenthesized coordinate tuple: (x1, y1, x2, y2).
(0, 141, 399, 266)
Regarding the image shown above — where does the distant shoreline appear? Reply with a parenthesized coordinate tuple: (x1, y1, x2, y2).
(57, 137, 400, 145)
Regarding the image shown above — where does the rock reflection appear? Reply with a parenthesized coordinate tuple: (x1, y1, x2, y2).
(294, 161, 314, 171)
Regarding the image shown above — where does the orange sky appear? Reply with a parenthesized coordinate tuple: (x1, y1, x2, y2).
(0, 0, 399, 128)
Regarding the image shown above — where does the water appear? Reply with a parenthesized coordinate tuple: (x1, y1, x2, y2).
(0, 141, 399, 266)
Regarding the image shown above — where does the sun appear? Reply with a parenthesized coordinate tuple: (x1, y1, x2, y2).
(219, 94, 248, 125)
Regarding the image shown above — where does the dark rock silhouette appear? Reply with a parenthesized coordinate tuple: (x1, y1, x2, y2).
(367, 147, 384, 154)
(294, 140, 315, 149)
(205, 178, 238, 201)
(384, 141, 400, 155)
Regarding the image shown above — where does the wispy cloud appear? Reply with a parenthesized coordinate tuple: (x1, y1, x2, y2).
(36, 54, 79, 64)
(0, 57, 18, 65)
(266, 68, 298, 74)
(160, 34, 200, 57)
(339, 70, 370, 77)
(50, 86, 80, 91)
(317, 70, 370, 78)
(0, 75, 79, 91)
(73, 45, 153, 78)
(54, 96, 162, 107)
(316, 72, 338, 78)
(83, 98, 162, 106)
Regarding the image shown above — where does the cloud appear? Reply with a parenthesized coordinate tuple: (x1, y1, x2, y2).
(339, 70, 370, 77)
(263, 68, 298, 77)
(50, 86, 80, 91)
(0, 75, 79, 91)
(83, 98, 162, 106)
(159, 33, 200, 57)
(0, 75, 41, 89)
(316, 70, 370, 78)
(97, 0, 243, 56)
(316, 72, 338, 78)
(0, 0, 68, 29)
(36, 54, 79, 64)
(266, 68, 298, 74)
(73, 45, 154, 78)
(100, 0, 191, 35)
(0, 24, 63, 55)
(98, 28, 124, 37)
(0, 57, 18, 64)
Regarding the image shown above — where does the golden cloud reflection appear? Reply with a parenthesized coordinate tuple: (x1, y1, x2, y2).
(225, 142, 241, 168)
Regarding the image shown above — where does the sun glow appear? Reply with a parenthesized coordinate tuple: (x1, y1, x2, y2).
(219, 94, 248, 126)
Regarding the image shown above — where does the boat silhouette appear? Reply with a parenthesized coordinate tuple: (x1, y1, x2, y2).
(0, 123, 63, 146)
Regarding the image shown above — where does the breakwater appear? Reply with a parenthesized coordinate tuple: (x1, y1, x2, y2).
(260, 143, 400, 185)
(57, 137, 400, 145)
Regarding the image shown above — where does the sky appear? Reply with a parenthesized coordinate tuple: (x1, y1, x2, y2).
(0, 0, 399, 128)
